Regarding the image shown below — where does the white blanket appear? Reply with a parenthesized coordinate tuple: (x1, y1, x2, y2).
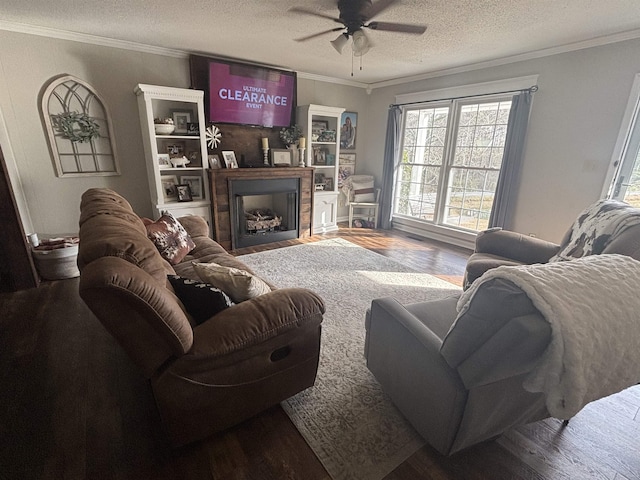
(457, 254, 640, 419)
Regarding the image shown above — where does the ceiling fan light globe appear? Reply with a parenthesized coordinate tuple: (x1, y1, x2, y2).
(331, 33, 349, 54)
(351, 30, 370, 56)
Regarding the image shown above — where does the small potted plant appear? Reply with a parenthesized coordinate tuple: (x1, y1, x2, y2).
(154, 117, 175, 135)
(280, 124, 303, 147)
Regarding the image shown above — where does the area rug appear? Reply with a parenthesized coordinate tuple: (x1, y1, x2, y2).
(238, 238, 461, 480)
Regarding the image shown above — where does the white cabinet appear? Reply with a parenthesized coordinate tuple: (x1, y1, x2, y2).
(297, 104, 345, 234)
(134, 84, 211, 231)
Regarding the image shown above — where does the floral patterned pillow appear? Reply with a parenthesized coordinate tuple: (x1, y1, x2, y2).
(145, 212, 195, 265)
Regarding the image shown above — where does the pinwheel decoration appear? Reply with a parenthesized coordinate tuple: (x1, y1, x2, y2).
(205, 124, 221, 149)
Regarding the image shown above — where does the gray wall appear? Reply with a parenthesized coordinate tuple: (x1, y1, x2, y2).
(1, 27, 639, 243)
(0, 29, 369, 234)
(0, 30, 191, 233)
(363, 38, 640, 242)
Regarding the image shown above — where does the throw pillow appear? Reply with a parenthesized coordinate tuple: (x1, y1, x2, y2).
(168, 275, 234, 324)
(351, 179, 375, 202)
(192, 262, 272, 303)
(145, 212, 195, 265)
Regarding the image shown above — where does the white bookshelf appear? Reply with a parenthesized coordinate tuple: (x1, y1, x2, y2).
(134, 84, 211, 231)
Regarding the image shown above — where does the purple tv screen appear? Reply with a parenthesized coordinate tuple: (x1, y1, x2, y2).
(208, 61, 295, 128)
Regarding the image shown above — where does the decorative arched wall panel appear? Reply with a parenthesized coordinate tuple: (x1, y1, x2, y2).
(41, 74, 120, 177)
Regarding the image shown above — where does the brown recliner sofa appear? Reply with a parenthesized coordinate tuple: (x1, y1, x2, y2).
(77, 188, 325, 447)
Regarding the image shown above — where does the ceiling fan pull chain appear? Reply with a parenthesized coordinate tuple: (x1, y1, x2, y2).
(351, 50, 354, 77)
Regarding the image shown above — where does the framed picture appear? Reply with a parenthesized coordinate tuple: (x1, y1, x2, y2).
(166, 142, 185, 158)
(172, 111, 191, 134)
(339, 153, 356, 165)
(340, 112, 357, 150)
(180, 175, 203, 200)
(187, 150, 201, 165)
(158, 153, 171, 169)
(313, 146, 328, 165)
(161, 175, 179, 201)
(208, 154, 221, 169)
(186, 122, 199, 135)
(325, 177, 334, 191)
(222, 150, 238, 168)
(271, 148, 293, 167)
(312, 120, 329, 140)
(176, 184, 193, 202)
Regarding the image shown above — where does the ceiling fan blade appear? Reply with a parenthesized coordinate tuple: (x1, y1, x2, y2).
(288, 6, 343, 24)
(366, 21, 427, 35)
(365, 0, 401, 20)
(294, 27, 345, 42)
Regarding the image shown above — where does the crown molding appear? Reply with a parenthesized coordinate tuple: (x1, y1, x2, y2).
(370, 28, 640, 90)
(2, 20, 640, 92)
(0, 20, 187, 58)
(296, 71, 368, 89)
(0, 20, 366, 88)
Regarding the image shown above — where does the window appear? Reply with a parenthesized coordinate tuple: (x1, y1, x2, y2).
(607, 74, 640, 207)
(394, 97, 512, 232)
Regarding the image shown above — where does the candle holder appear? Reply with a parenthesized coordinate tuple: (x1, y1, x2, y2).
(262, 148, 270, 166)
(298, 147, 306, 167)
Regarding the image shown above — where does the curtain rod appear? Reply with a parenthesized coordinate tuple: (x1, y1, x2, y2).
(390, 85, 538, 108)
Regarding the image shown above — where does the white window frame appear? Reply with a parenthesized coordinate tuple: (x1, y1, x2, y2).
(392, 75, 538, 249)
(602, 73, 640, 199)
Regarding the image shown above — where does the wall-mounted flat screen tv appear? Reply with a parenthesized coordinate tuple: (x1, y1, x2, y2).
(190, 55, 297, 128)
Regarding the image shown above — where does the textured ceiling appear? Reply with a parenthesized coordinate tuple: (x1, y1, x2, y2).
(2, 0, 640, 84)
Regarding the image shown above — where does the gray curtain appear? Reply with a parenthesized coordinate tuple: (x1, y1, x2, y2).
(379, 105, 402, 230)
(488, 91, 533, 229)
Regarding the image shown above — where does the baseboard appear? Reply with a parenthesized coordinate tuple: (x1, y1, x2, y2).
(392, 220, 475, 251)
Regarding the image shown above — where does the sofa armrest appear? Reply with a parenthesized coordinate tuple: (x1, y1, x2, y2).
(475, 229, 560, 264)
(368, 297, 445, 352)
(366, 297, 467, 455)
(188, 288, 325, 358)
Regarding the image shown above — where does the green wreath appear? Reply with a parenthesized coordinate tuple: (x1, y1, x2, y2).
(52, 111, 100, 143)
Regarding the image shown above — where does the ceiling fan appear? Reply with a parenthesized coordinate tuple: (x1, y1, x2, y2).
(289, 0, 427, 57)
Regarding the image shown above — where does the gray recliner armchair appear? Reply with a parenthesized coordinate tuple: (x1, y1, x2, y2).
(366, 199, 640, 456)
(366, 254, 640, 456)
(365, 278, 551, 456)
(464, 199, 640, 288)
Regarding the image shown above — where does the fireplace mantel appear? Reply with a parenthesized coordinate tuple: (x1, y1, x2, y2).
(208, 167, 313, 250)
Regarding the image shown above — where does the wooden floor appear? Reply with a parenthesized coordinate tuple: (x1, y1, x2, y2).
(1, 226, 639, 480)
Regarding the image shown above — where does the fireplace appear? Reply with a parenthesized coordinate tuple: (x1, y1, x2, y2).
(208, 168, 313, 251)
(230, 178, 300, 248)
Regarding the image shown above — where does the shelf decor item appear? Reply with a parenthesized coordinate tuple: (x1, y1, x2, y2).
(206, 124, 221, 149)
(271, 149, 293, 167)
(180, 175, 203, 200)
(154, 117, 175, 135)
(222, 151, 238, 169)
(172, 111, 191, 134)
(176, 184, 193, 202)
